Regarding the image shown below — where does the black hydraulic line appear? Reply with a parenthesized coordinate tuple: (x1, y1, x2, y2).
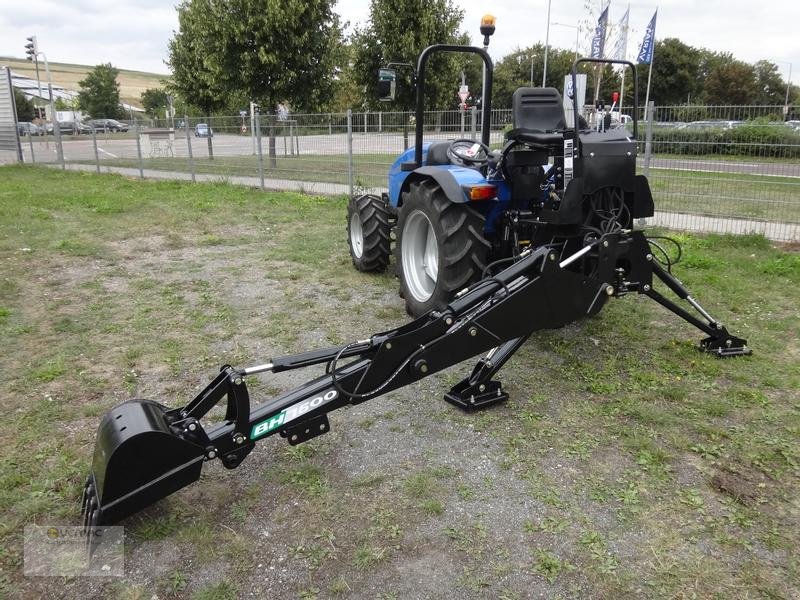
(270, 341, 374, 373)
(643, 288, 717, 337)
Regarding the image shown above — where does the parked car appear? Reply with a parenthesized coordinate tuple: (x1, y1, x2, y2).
(681, 120, 743, 130)
(87, 118, 130, 133)
(16, 122, 42, 136)
(46, 121, 91, 135)
(194, 123, 213, 138)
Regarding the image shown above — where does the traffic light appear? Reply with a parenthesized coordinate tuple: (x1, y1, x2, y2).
(25, 35, 38, 61)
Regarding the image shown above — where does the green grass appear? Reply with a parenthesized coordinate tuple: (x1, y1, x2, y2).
(78, 152, 394, 190)
(78, 151, 800, 223)
(0, 165, 798, 598)
(647, 167, 800, 221)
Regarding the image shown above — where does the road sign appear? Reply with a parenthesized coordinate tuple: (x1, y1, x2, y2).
(458, 84, 469, 104)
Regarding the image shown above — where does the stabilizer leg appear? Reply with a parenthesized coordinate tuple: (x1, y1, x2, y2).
(444, 335, 530, 411)
(647, 262, 750, 357)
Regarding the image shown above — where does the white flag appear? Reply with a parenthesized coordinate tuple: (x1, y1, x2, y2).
(609, 5, 630, 61)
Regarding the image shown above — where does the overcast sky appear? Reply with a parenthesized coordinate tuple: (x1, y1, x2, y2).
(0, 0, 797, 85)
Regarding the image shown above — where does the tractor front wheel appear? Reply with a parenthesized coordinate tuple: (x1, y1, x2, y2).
(396, 180, 489, 317)
(347, 194, 392, 272)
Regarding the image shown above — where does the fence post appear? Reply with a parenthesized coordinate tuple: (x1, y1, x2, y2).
(256, 112, 265, 190)
(347, 109, 354, 199)
(364, 110, 368, 135)
(91, 125, 100, 173)
(206, 118, 214, 160)
(250, 101, 257, 156)
(184, 115, 196, 183)
(378, 112, 382, 133)
(27, 131, 35, 164)
(643, 101, 654, 178)
(470, 106, 477, 139)
(54, 121, 65, 169)
(135, 130, 144, 179)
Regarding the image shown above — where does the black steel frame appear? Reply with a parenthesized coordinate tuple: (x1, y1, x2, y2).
(83, 230, 749, 529)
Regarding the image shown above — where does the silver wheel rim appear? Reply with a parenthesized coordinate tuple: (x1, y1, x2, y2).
(349, 212, 364, 259)
(402, 210, 438, 302)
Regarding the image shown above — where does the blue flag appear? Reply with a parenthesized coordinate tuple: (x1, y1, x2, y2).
(590, 6, 609, 59)
(637, 9, 658, 64)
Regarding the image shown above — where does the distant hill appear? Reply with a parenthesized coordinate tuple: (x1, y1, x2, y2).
(0, 56, 170, 108)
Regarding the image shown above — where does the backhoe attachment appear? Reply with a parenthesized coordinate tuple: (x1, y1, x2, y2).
(82, 231, 749, 530)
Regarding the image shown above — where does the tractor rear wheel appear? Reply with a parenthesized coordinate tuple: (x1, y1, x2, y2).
(347, 194, 392, 272)
(396, 179, 489, 317)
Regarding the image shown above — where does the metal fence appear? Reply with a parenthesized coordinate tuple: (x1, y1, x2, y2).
(10, 104, 800, 241)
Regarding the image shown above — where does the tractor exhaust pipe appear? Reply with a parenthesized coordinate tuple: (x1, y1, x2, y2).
(81, 399, 207, 528)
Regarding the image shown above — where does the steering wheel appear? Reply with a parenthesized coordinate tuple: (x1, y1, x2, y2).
(447, 139, 491, 166)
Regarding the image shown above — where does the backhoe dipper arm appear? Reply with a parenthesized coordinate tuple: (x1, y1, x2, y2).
(82, 232, 749, 530)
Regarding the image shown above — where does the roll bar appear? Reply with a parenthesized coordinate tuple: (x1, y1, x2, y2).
(570, 58, 639, 139)
(414, 45, 494, 168)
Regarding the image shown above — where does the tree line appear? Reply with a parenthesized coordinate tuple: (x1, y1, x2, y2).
(71, 0, 800, 120)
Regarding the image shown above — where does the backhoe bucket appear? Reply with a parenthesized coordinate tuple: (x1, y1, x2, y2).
(82, 399, 207, 527)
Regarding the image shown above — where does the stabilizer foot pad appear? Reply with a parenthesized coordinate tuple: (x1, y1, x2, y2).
(444, 379, 509, 411)
(700, 332, 752, 358)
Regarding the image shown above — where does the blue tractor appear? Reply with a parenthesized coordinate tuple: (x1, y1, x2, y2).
(347, 17, 656, 317)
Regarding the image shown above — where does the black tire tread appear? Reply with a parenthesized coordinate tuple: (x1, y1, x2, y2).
(396, 180, 490, 316)
(347, 194, 392, 272)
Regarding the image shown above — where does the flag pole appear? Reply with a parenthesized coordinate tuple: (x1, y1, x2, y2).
(639, 8, 658, 122)
(591, 3, 610, 105)
(618, 4, 630, 117)
(643, 57, 654, 121)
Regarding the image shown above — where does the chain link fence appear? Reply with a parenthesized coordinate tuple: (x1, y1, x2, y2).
(11, 105, 800, 241)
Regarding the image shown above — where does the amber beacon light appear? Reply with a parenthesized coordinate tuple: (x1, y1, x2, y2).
(480, 14, 496, 46)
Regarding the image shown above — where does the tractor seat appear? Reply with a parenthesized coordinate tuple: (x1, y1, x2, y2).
(426, 141, 451, 166)
(504, 129, 563, 147)
(506, 87, 567, 148)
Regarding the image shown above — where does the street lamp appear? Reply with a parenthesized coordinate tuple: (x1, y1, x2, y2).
(24, 35, 62, 164)
(542, 0, 552, 87)
(24, 36, 45, 120)
(552, 21, 581, 63)
(775, 60, 793, 118)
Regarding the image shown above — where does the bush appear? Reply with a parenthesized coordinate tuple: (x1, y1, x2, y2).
(651, 122, 800, 158)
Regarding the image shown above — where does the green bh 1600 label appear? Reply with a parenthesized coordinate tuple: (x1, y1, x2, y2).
(250, 389, 338, 440)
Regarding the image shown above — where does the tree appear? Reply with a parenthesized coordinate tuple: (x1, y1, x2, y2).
(351, 0, 467, 110)
(492, 45, 609, 108)
(633, 38, 703, 106)
(77, 63, 123, 118)
(168, 0, 341, 114)
(704, 55, 758, 105)
(753, 60, 786, 105)
(328, 43, 364, 112)
(141, 88, 171, 118)
(13, 89, 34, 121)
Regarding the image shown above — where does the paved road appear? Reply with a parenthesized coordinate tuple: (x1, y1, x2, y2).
(21, 133, 800, 178)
